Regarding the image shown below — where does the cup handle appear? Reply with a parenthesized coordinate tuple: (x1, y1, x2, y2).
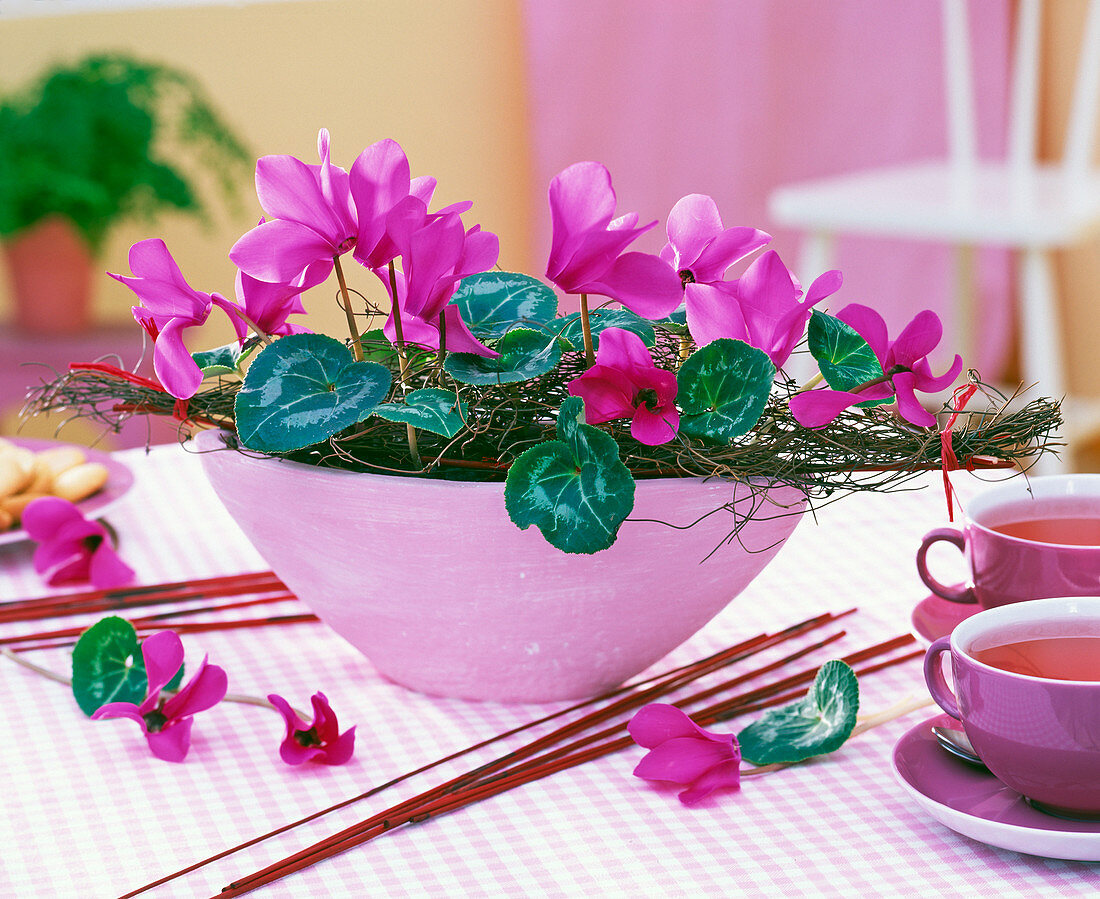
(923, 636, 961, 719)
(916, 527, 975, 604)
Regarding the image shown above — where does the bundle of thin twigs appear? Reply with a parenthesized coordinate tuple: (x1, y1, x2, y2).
(23, 330, 1062, 502)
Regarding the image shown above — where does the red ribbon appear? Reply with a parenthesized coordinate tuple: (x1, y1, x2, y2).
(70, 362, 164, 392)
(940, 381, 980, 521)
(72, 362, 195, 424)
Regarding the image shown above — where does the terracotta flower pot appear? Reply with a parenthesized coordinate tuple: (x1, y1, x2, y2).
(3, 217, 93, 335)
(196, 429, 806, 702)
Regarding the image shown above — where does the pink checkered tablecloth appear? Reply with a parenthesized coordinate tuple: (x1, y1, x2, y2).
(0, 443, 1095, 897)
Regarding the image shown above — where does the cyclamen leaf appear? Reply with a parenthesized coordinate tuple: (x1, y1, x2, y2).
(357, 329, 401, 365)
(807, 311, 888, 407)
(192, 342, 244, 377)
(373, 388, 467, 438)
(504, 396, 636, 554)
(71, 617, 182, 716)
(556, 308, 656, 351)
(449, 271, 558, 340)
(444, 328, 561, 385)
(737, 660, 860, 765)
(652, 306, 689, 331)
(235, 333, 392, 453)
(676, 338, 774, 441)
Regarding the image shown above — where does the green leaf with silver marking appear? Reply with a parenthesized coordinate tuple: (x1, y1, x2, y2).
(676, 338, 774, 441)
(235, 333, 392, 453)
(444, 328, 561, 385)
(449, 271, 558, 340)
(555, 308, 656, 351)
(71, 616, 182, 716)
(504, 396, 636, 554)
(193, 342, 244, 377)
(373, 388, 467, 438)
(807, 311, 888, 407)
(738, 660, 860, 765)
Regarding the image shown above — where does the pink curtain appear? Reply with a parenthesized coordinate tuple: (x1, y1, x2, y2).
(522, 0, 1012, 376)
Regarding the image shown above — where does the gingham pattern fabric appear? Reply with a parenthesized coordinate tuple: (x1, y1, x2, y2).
(1, 445, 1095, 898)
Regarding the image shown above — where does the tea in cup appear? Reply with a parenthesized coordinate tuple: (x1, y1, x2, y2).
(924, 596, 1100, 818)
(916, 474, 1100, 607)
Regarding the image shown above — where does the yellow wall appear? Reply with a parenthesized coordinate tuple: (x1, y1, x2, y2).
(0, 0, 534, 344)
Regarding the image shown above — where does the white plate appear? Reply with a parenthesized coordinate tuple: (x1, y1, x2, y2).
(0, 438, 134, 547)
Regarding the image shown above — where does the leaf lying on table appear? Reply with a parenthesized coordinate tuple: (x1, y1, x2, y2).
(71, 616, 182, 716)
(737, 659, 859, 765)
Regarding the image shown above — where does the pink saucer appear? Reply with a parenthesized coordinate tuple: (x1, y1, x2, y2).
(910, 588, 977, 644)
(892, 714, 1100, 861)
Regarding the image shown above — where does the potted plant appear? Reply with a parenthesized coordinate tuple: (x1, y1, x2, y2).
(27, 130, 1060, 702)
(0, 53, 249, 334)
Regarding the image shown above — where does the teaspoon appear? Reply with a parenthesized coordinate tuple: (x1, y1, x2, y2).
(931, 725, 987, 768)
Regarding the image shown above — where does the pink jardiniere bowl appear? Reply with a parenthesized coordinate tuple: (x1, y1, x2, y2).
(196, 429, 805, 702)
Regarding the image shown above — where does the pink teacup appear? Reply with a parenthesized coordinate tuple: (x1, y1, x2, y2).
(916, 474, 1100, 607)
(924, 596, 1100, 819)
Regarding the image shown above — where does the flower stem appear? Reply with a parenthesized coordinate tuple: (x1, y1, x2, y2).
(795, 372, 825, 394)
(225, 306, 273, 348)
(1, 647, 308, 719)
(436, 309, 447, 382)
(387, 261, 419, 462)
(578, 293, 595, 367)
(1, 647, 69, 685)
(740, 694, 933, 778)
(333, 256, 363, 362)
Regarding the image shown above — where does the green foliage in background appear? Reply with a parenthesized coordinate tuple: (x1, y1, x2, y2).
(0, 53, 250, 253)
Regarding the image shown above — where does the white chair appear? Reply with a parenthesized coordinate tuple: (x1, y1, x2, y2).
(768, 0, 1100, 471)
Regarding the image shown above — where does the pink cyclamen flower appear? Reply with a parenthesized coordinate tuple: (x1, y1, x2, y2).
(628, 703, 741, 806)
(688, 249, 843, 370)
(92, 630, 228, 763)
(380, 200, 499, 357)
(234, 268, 310, 337)
(229, 128, 360, 288)
(231, 130, 461, 288)
(110, 239, 245, 399)
(546, 162, 682, 319)
(267, 691, 356, 766)
(790, 304, 964, 429)
(661, 192, 771, 330)
(567, 327, 678, 445)
(22, 496, 134, 589)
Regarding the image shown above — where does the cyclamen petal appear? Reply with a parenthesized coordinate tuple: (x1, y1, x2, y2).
(545, 162, 680, 315)
(795, 305, 962, 428)
(161, 656, 229, 721)
(664, 193, 770, 284)
(634, 736, 737, 784)
(267, 691, 356, 766)
(91, 630, 226, 763)
(677, 758, 742, 806)
(789, 389, 867, 429)
(566, 328, 679, 444)
(150, 317, 204, 400)
(629, 703, 742, 806)
(137, 630, 185, 700)
(587, 251, 683, 320)
(631, 405, 680, 446)
(145, 718, 195, 763)
(23, 497, 133, 590)
(684, 282, 747, 348)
